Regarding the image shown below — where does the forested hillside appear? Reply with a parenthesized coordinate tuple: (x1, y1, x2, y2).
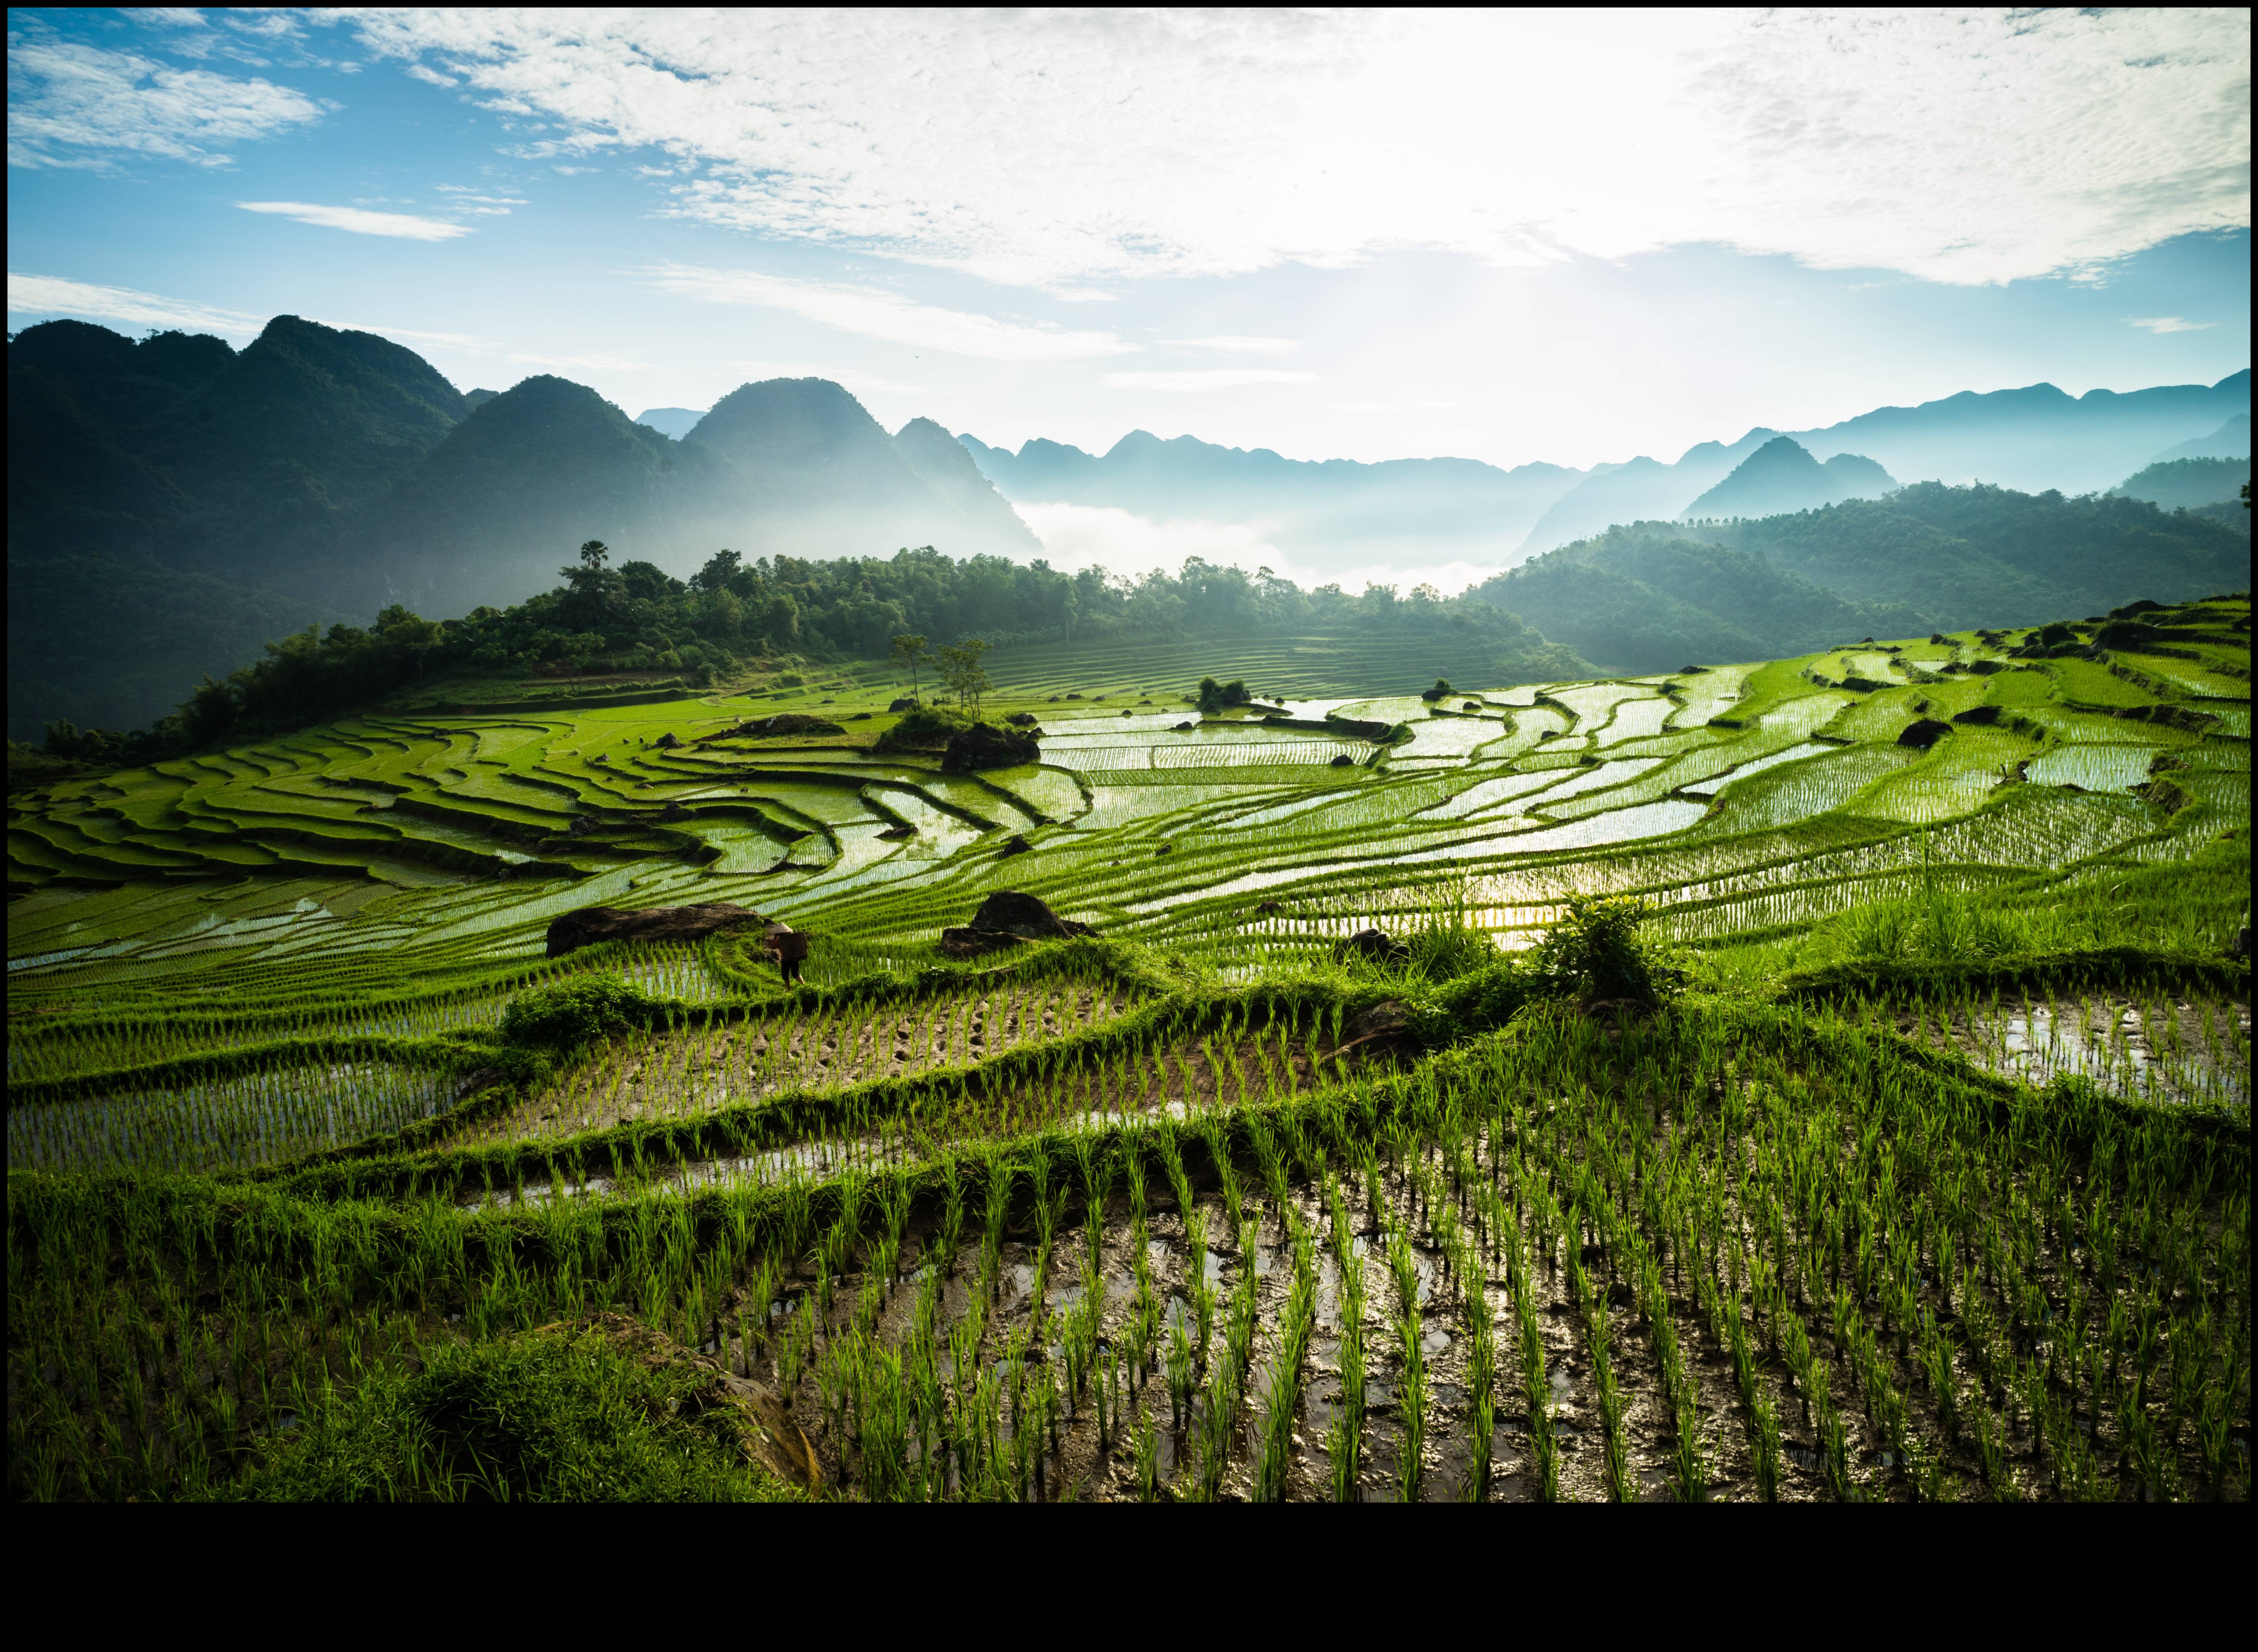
(24, 543, 1595, 762)
(1482, 481, 2249, 675)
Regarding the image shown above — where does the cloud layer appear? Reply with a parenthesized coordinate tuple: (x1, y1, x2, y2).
(236, 201, 473, 240)
(7, 36, 323, 169)
(641, 264, 1133, 360)
(342, 9, 2248, 288)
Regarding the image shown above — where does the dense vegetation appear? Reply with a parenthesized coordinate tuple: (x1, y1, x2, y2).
(2110, 456, 2252, 512)
(21, 538, 1592, 771)
(1486, 481, 2251, 675)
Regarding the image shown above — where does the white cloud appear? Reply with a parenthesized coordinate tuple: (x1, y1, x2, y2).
(6, 36, 323, 169)
(405, 63, 458, 88)
(642, 264, 1135, 361)
(236, 201, 474, 240)
(1175, 336, 1303, 357)
(340, 9, 2249, 288)
(2129, 315, 2217, 334)
(6, 271, 261, 335)
(1102, 370, 1319, 393)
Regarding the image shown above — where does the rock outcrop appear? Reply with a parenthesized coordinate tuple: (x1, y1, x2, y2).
(545, 902, 764, 958)
(941, 723, 1039, 771)
(1334, 927, 1410, 966)
(1896, 718, 1952, 749)
(937, 890, 1093, 958)
(703, 713, 844, 741)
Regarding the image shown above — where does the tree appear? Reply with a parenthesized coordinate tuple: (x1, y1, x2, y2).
(578, 539, 610, 572)
(889, 632, 930, 700)
(702, 587, 744, 638)
(692, 549, 742, 592)
(937, 637, 993, 718)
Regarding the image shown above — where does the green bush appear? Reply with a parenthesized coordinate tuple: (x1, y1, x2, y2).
(216, 1331, 796, 1502)
(1530, 894, 1679, 1005)
(874, 702, 975, 752)
(499, 975, 643, 1053)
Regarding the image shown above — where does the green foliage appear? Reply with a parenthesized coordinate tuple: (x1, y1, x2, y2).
(873, 701, 975, 751)
(499, 975, 644, 1054)
(1530, 895, 1679, 1005)
(1197, 675, 1255, 713)
(219, 1330, 794, 1502)
(1492, 481, 2249, 675)
(2110, 457, 2251, 512)
(937, 637, 994, 716)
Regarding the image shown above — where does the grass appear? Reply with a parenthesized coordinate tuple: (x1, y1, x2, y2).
(6, 598, 2249, 1501)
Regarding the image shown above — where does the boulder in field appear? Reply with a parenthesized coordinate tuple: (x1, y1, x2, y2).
(653, 732, 680, 749)
(1951, 705, 2000, 725)
(1334, 927, 1410, 967)
(889, 697, 919, 712)
(968, 890, 1093, 939)
(937, 889, 1093, 957)
(1897, 718, 1951, 749)
(1005, 711, 1039, 727)
(998, 833, 1034, 856)
(545, 903, 765, 958)
(941, 723, 1039, 771)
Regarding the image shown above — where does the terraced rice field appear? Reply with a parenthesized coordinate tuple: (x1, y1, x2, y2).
(7, 602, 2249, 1502)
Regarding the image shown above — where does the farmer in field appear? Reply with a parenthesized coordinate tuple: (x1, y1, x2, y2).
(766, 921, 810, 984)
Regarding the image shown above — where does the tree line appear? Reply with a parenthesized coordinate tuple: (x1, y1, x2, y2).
(29, 541, 1559, 768)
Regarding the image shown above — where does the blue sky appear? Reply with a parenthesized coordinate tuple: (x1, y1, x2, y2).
(7, 7, 2251, 474)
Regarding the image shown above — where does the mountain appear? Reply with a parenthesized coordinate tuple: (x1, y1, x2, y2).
(684, 379, 1037, 563)
(1479, 529, 1926, 675)
(1680, 437, 1898, 521)
(1513, 372, 2250, 554)
(9, 554, 338, 743)
(7, 319, 1043, 737)
(2148, 414, 2250, 465)
(2107, 457, 2252, 512)
(1519, 429, 1777, 553)
(360, 375, 736, 615)
(1788, 372, 2250, 496)
(958, 428, 1588, 574)
(634, 406, 707, 440)
(9, 315, 467, 584)
(894, 416, 1040, 552)
(1483, 481, 2248, 675)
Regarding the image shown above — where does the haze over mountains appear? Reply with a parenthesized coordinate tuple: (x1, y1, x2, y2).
(956, 371, 2250, 569)
(7, 312, 2250, 741)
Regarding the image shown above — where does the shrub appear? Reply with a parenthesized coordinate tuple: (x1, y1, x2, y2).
(217, 1331, 795, 1502)
(1196, 676, 1254, 713)
(1530, 894, 1679, 1005)
(500, 975, 642, 1053)
(874, 702, 975, 752)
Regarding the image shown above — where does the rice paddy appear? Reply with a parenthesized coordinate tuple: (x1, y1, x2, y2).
(7, 601, 2248, 1501)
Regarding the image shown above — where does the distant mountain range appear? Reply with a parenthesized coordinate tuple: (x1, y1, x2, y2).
(959, 370, 2251, 565)
(8, 315, 1035, 736)
(7, 311, 2249, 741)
(7, 317, 1031, 613)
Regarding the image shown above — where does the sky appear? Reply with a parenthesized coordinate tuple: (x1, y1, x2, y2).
(6, 7, 2251, 480)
